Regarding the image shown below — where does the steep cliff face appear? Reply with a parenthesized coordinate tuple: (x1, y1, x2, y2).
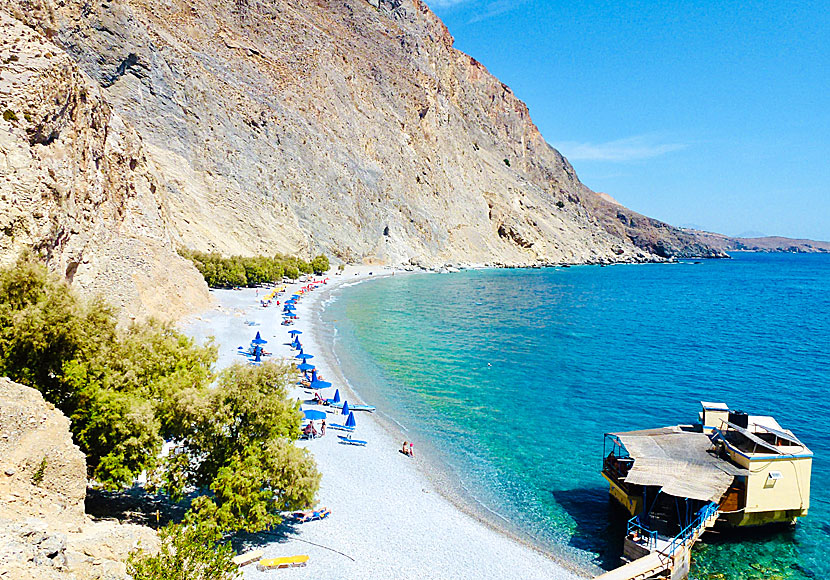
(0, 10, 210, 321)
(2, 0, 725, 276)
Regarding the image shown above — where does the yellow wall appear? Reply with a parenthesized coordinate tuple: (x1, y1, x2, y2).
(744, 456, 811, 515)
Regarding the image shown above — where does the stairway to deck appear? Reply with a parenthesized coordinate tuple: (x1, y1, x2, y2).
(594, 553, 665, 580)
(594, 505, 719, 580)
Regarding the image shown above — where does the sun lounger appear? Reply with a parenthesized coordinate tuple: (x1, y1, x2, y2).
(327, 423, 354, 432)
(232, 550, 264, 567)
(327, 401, 376, 412)
(338, 435, 367, 446)
(256, 555, 309, 570)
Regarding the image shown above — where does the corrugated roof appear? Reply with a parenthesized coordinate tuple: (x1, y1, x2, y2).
(610, 426, 745, 502)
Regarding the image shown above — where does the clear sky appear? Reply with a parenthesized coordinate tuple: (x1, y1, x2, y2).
(426, 0, 829, 240)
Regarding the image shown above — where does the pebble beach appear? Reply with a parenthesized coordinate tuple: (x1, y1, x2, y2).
(183, 266, 583, 580)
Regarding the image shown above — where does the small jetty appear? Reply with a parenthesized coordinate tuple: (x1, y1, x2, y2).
(597, 401, 812, 580)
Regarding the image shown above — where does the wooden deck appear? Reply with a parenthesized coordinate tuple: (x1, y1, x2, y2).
(594, 553, 665, 580)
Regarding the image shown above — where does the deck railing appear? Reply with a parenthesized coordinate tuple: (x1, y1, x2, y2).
(659, 502, 719, 560)
(626, 515, 658, 550)
(627, 502, 719, 560)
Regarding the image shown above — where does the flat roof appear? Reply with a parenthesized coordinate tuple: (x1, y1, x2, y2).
(700, 401, 729, 411)
(610, 426, 746, 502)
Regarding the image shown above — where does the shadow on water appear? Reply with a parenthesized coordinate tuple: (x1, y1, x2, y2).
(550, 487, 629, 570)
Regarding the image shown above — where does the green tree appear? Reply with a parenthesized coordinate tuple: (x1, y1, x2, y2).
(167, 362, 319, 532)
(127, 523, 239, 580)
(311, 255, 330, 275)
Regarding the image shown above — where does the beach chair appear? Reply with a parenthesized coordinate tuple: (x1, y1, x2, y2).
(256, 555, 309, 571)
(232, 550, 264, 567)
(338, 435, 367, 446)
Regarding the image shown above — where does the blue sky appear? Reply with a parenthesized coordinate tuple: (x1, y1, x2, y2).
(426, 0, 829, 240)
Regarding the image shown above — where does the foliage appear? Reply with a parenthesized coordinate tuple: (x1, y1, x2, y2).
(168, 362, 320, 533)
(503, 158, 510, 167)
(0, 257, 320, 534)
(32, 457, 48, 486)
(311, 254, 330, 275)
(127, 523, 239, 580)
(178, 249, 330, 288)
(3, 109, 17, 122)
(0, 257, 217, 488)
(555, 200, 565, 209)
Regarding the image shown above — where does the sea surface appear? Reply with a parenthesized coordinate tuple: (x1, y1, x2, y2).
(321, 253, 830, 579)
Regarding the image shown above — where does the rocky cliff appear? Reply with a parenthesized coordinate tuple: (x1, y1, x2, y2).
(1, 0, 729, 318)
(0, 10, 209, 322)
(0, 377, 158, 580)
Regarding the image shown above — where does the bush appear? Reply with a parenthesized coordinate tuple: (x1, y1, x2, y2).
(311, 254, 330, 275)
(0, 258, 320, 533)
(178, 249, 329, 288)
(3, 109, 17, 122)
(127, 524, 239, 580)
(503, 158, 510, 167)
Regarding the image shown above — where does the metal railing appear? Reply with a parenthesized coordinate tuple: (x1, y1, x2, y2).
(659, 502, 719, 560)
(627, 502, 719, 559)
(627, 515, 658, 550)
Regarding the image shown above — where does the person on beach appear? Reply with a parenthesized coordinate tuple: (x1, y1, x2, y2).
(401, 441, 409, 455)
(409, 443, 415, 457)
(321, 420, 326, 436)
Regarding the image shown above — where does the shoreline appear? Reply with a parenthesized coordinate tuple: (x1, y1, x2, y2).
(182, 266, 589, 580)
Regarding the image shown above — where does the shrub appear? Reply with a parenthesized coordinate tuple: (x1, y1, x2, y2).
(3, 109, 18, 122)
(503, 158, 510, 167)
(127, 524, 239, 580)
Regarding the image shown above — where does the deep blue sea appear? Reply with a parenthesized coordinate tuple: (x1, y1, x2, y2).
(322, 253, 830, 579)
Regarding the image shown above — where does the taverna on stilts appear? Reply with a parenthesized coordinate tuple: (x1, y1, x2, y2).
(596, 401, 812, 580)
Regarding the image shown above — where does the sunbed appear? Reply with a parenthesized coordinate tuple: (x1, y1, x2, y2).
(232, 550, 264, 567)
(256, 555, 309, 570)
(338, 435, 367, 446)
(327, 423, 354, 432)
(327, 401, 376, 412)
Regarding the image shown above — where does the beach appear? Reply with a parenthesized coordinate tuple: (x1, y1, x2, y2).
(184, 266, 584, 580)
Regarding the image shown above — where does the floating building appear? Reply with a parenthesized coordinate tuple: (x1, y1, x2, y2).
(596, 401, 812, 580)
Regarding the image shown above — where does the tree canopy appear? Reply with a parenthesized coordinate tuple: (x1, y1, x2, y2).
(179, 249, 331, 288)
(0, 257, 319, 535)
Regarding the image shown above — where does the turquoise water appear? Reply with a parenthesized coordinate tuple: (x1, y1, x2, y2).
(322, 253, 830, 579)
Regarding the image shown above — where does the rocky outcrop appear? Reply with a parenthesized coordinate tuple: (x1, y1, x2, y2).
(1, 0, 726, 286)
(682, 230, 830, 254)
(0, 11, 210, 322)
(0, 377, 158, 580)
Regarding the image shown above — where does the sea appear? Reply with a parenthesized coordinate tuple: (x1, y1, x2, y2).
(320, 252, 830, 580)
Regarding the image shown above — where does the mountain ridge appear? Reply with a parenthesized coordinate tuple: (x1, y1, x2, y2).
(0, 0, 749, 319)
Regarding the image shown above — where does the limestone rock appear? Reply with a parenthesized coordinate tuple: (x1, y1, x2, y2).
(0, 378, 159, 580)
(0, 10, 210, 322)
(0, 0, 726, 298)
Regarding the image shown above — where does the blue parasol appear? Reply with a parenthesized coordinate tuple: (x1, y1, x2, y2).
(310, 379, 332, 390)
(251, 331, 267, 345)
(254, 348, 261, 363)
(296, 353, 314, 360)
(288, 330, 302, 336)
(303, 409, 327, 421)
(345, 411, 356, 428)
(341, 401, 350, 416)
(332, 389, 341, 404)
(297, 362, 315, 371)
